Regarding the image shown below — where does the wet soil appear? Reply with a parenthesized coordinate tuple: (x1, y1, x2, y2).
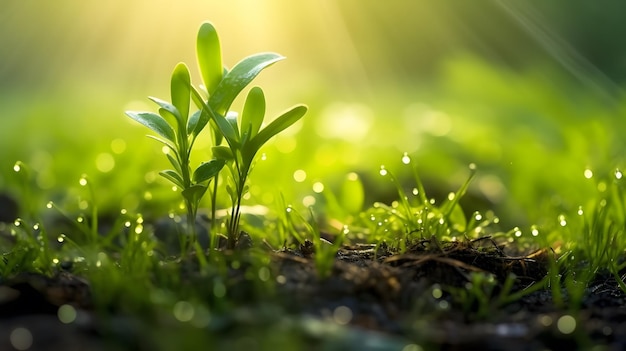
(2, 236, 626, 350)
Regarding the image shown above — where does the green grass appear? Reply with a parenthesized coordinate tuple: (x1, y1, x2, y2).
(2, 44, 626, 348)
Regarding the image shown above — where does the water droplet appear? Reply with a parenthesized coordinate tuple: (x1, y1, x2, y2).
(312, 182, 324, 193)
(286, 206, 293, 213)
(14, 219, 21, 227)
(469, 163, 477, 171)
(79, 176, 88, 186)
(261, 153, 267, 161)
(412, 188, 419, 196)
(577, 206, 584, 216)
(379, 165, 388, 176)
(13, 162, 22, 173)
(616, 169, 623, 180)
(557, 315, 576, 334)
(120, 208, 127, 215)
(401, 152, 411, 165)
(57, 235, 65, 243)
(584, 169, 593, 179)
(447, 193, 455, 201)
(134, 225, 143, 234)
(342, 225, 350, 234)
(514, 227, 522, 237)
(77, 216, 84, 223)
(558, 215, 567, 227)
(124, 221, 131, 228)
(32, 223, 39, 231)
(474, 212, 483, 221)
(531, 226, 539, 237)
(293, 169, 307, 182)
(46, 202, 53, 209)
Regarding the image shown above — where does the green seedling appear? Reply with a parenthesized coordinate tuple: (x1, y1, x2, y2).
(126, 62, 225, 258)
(192, 22, 307, 249)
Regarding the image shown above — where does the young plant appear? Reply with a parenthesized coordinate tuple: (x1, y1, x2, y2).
(191, 22, 308, 249)
(125, 63, 225, 258)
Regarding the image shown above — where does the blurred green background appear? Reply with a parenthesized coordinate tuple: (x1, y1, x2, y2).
(2, 0, 626, 232)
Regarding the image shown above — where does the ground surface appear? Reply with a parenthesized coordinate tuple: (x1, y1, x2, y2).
(2, 236, 626, 351)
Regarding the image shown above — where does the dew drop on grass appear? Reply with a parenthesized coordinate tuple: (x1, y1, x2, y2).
(79, 176, 88, 186)
(58, 304, 77, 324)
(173, 301, 195, 322)
(584, 169, 593, 179)
(577, 206, 584, 216)
(531, 226, 539, 237)
(379, 165, 388, 176)
(401, 152, 411, 165)
(447, 193, 455, 201)
(46, 202, 53, 209)
(261, 153, 267, 161)
(343, 225, 350, 235)
(558, 215, 567, 227)
(293, 169, 307, 182)
(135, 225, 143, 235)
(57, 235, 65, 243)
(10, 327, 32, 351)
(13, 162, 21, 173)
(412, 188, 419, 196)
(557, 315, 576, 334)
(14, 219, 21, 227)
(32, 223, 39, 231)
(312, 182, 325, 193)
(333, 306, 353, 325)
(124, 221, 131, 228)
(514, 227, 522, 237)
(474, 212, 483, 221)
(120, 209, 127, 215)
(77, 216, 84, 223)
(616, 169, 623, 180)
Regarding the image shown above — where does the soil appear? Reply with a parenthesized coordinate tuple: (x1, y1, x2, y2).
(2, 233, 626, 351)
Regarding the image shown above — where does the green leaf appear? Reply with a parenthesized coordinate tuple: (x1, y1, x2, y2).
(244, 104, 307, 163)
(166, 152, 183, 175)
(197, 22, 223, 95)
(212, 145, 234, 161)
(149, 97, 182, 125)
(146, 135, 176, 152)
(187, 110, 205, 136)
(171, 63, 191, 125)
(241, 87, 265, 140)
(191, 86, 240, 147)
(339, 173, 365, 214)
(159, 170, 185, 188)
(226, 112, 240, 140)
(125, 111, 176, 143)
(182, 184, 208, 207)
(209, 53, 284, 115)
(193, 159, 225, 183)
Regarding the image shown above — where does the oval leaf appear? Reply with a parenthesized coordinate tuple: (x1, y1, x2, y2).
(212, 145, 234, 161)
(193, 159, 226, 183)
(159, 170, 185, 188)
(244, 104, 307, 163)
(197, 22, 223, 95)
(182, 184, 208, 208)
(126, 111, 176, 143)
(209, 53, 284, 115)
(192, 86, 239, 146)
(241, 86, 265, 140)
(171, 63, 191, 124)
(149, 97, 182, 125)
